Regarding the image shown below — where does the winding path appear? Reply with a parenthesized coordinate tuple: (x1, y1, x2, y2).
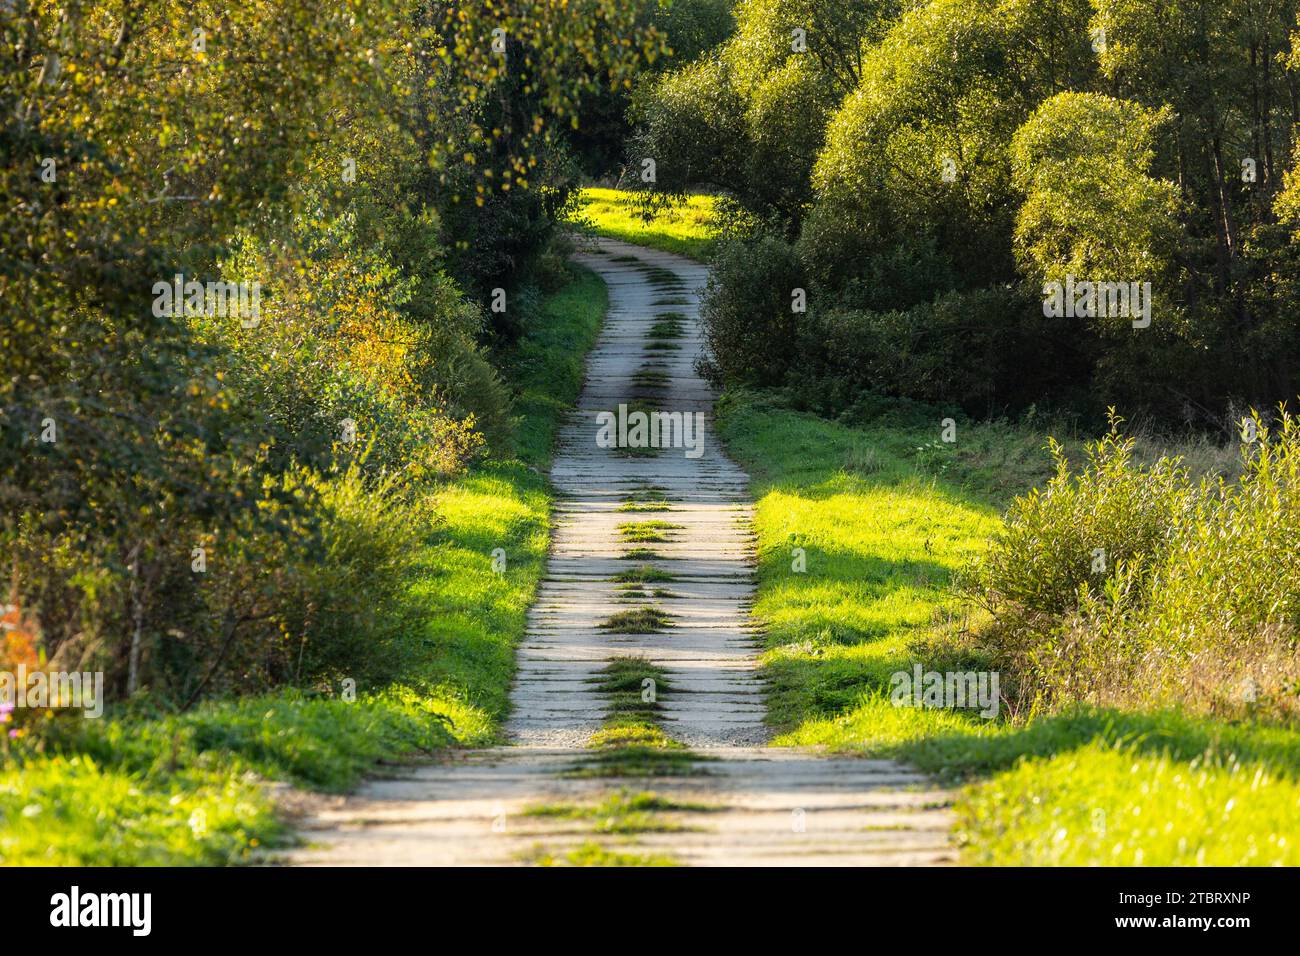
(289, 239, 954, 866)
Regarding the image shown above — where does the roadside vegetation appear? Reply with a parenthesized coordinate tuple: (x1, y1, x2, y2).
(0, 267, 607, 865)
(722, 391, 1300, 866)
(0, 0, 637, 864)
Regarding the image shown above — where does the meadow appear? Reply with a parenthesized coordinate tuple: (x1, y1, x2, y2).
(568, 187, 721, 261)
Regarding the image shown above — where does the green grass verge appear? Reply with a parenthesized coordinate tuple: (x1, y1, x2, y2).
(0, 266, 608, 866)
(569, 187, 719, 261)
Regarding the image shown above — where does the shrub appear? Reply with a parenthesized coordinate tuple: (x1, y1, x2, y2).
(698, 234, 805, 386)
(254, 464, 432, 691)
(796, 218, 956, 313)
(964, 409, 1300, 720)
(964, 414, 1195, 649)
(1135, 411, 1300, 664)
(0, 0, 659, 727)
(791, 285, 1076, 415)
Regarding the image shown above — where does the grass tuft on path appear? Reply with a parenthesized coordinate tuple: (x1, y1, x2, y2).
(567, 659, 709, 779)
(524, 788, 708, 834)
(599, 607, 674, 634)
(526, 841, 679, 867)
(616, 520, 682, 542)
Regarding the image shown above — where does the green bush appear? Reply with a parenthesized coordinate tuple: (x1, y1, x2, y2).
(1138, 412, 1300, 660)
(631, 0, 890, 220)
(698, 234, 806, 386)
(264, 465, 431, 690)
(964, 409, 1300, 718)
(964, 415, 1194, 649)
(794, 286, 1060, 414)
(796, 217, 955, 314)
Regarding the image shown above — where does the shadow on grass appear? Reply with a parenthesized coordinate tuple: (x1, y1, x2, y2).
(897, 705, 1300, 784)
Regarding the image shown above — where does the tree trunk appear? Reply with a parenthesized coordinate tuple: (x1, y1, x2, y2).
(126, 545, 144, 696)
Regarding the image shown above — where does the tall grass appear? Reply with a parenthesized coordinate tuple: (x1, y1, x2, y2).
(966, 408, 1300, 722)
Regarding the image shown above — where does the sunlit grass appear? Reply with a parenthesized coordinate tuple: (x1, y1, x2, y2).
(959, 741, 1300, 866)
(618, 501, 675, 513)
(527, 840, 680, 867)
(570, 187, 720, 261)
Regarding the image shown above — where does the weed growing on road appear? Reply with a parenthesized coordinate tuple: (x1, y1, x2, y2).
(617, 520, 682, 543)
(599, 607, 674, 634)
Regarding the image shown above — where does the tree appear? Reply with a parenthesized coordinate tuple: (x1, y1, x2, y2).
(1011, 92, 1181, 292)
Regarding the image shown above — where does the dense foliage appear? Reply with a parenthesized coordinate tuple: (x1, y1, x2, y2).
(636, 0, 1300, 424)
(966, 410, 1300, 720)
(0, 0, 655, 708)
